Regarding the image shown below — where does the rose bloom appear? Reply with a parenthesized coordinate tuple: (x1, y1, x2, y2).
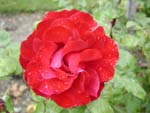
(20, 9, 119, 108)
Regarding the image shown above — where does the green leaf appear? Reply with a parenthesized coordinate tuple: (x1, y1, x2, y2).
(143, 41, 150, 61)
(0, 43, 22, 79)
(45, 100, 63, 113)
(60, 109, 69, 113)
(145, 96, 150, 113)
(122, 76, 146, 99)
(5, 96, 14, 113)
(124, 94, 142, 113)
(113, 75, 146, 100)
(31, 90, 45, 102)
(87, 98, 114, 113)
(126, 21, 142, 30)
(0, 30, 10, 47)
(117, 49, 136, 70)
(33, 102, 45, 113)
(0, 57, 16, 77)
(68, 106, 86, 113)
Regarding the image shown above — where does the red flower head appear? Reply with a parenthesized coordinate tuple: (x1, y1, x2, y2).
(19, 9, 119, 108)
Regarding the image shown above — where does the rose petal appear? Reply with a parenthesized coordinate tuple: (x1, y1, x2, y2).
(63, 40, 88, 56)
(80, 49, 102, 62)
(36, 42, 58, 66)
(32, 38, 41, 52)
(43, 11, 59, 20)
(43, 9, 79, 20)
(20, 33, 35, 69)
(91, 83, 104, 100)
(81, 69, 100, 97)
(35, 19, 54, 39)
(50, 18, 75, 30)
(98, 62, 115, 82)
(88, 60, 115, 82)
(50, 49, 63, 68)
(65, 53, 80, 73)
(82, 31, 96, 47)
(51, 74, 91, 108)
(38, 70, 77, 97)
(70, 11, 97, 27)
(43, 26, 72, 43)
(99, 36, 119, 62)
(19, 55, 29, 69)
(75, 22, 91, 37)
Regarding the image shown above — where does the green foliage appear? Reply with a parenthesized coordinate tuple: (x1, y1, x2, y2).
(33, 102, 45, 113)
(0, 30, 22, 79)
(87, 98, 114, 113)
(68, 106, 86, 113)
(0, 0, 58, 13)
(0, 31, 10, 47)
(5, 96, 14, 113)
(112, 75, 146, 99)
(45, 100, 63, 113)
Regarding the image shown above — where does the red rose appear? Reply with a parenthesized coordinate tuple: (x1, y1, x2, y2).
(20, 9, 119, 108)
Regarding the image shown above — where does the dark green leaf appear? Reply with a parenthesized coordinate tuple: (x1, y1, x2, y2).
(68, 106, 86, 113)
(5, 96, 14, 113)
(31, 90, 45, 102)
(33, 102, 45, 113)
(87, 98, 114, 113)
(45, 100, 63, 113)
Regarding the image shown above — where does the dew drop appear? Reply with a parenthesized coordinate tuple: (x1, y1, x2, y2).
(64, 82, 69, 85)
(28, 72, 31, 75)
(55, 90, 59, 92)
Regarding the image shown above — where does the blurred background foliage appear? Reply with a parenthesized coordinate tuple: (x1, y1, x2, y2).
(0, 0, 150, 113)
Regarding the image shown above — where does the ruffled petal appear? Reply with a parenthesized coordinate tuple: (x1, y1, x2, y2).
(65, 53, 80, 73)
(82, 31, 96, 47)
(50, 49, 63, 68)
(81, 69, 100, 97)
(35, 19, 54, 39)
(88, 59, 115, 82)
(38, 70, 77, 97)
(63, 40, 88, 56)
(20, 33, 35, 69)
(99, 36, 119, 63)
(80, 49, 102, 62)
(43, 9, 79, 20)
(51, 74, 91, 108)
(98, 62, 115, 82)
(43, 26, 72, 43)
(91, 83, 104, 100)
(70, 11, 97, 27)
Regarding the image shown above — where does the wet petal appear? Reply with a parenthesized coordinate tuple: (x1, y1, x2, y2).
(43, 26, 72, 43)
(20, 33, 35, 69)
(63, 40, 88, 56)
(70, 11, 97, 27)
(50, 49, 63, 68)
(43, 9, 79, 20)
(35, 19, 54, 39)
(38, 71, 77, 97)
(80, 49, 102, 62)
(65, 53, 80, 73)
(51, 74, 91, 108)
(81, 69, 100, 97)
